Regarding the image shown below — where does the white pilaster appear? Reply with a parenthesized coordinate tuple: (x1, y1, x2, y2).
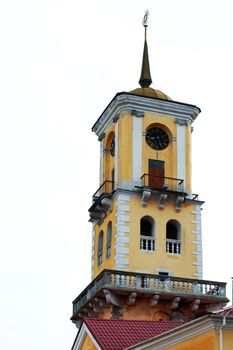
(99, 140, 104, 185)
(114, 121, 118, 187)
(191, 205, 203, 279)
(177, 123, 186, 186)
(114, 193, 131, 270)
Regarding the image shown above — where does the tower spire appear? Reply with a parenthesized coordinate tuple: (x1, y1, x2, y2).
(139, 10, 152, 88)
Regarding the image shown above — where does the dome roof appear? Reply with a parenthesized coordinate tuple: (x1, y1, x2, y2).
(130, 87, 172, 101)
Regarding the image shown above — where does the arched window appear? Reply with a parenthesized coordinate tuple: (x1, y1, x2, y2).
(97, 231, 103, 265)
(140, 216, 155, 251)
(166, 220, 181, 255)
(104, 132, 115, 192)
(106, 221, 112, 258)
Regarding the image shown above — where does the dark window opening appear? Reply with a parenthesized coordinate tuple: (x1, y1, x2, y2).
(140, 219, 152, 237)
(106, 222, 112, 258)
(166, 220, 181, 255)
(97, 231, 103, 265)
(140, 216, 155, 251)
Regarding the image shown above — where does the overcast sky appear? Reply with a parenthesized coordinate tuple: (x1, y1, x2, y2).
(1, 1, 233, 349)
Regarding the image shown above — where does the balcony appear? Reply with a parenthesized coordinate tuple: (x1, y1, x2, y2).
(71, 269, 228, 323)
(141, 174, 185, 194)
(93, 180, 115, 201)
(139, 174, 188, 211)
(89, 181, 115, 224)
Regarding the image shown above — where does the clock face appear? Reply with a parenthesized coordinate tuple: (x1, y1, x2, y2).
(145, 127, 169, 150)
(110, 137, 115, 156)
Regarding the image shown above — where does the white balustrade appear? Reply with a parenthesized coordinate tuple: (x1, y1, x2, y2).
(166, 239, 181, 255)
(140, 236, 155, 251)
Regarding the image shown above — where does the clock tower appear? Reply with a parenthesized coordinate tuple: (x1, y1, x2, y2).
(71, 17, 228, 327)
(90, 22, 201, 281)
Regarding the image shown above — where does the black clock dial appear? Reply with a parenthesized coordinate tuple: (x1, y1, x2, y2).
(145, 127, 169, 150)
(110, 137, 115, 156)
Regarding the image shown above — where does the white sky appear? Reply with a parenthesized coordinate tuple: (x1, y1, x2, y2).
(0, 0, 233, 349)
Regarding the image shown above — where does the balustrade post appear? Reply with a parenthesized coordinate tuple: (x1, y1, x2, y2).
(164, 279, 171, 291)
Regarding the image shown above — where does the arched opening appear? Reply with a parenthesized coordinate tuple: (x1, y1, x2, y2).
(106, 221, 112, 258)
(140, 216, 155, 251)
(166, 220, 181, 255)
(104, 132, 115, 193)
(97, 231, 104, 265)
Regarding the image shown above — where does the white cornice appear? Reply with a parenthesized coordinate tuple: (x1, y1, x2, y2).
(92, 93, 201, 137)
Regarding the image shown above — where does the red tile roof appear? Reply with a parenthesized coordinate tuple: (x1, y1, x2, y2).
(215, 306, 233, 316)
(84, 318, 184, 350)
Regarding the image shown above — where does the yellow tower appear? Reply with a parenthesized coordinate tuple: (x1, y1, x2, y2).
(71, 15, 228, 327)
(90, 20, 202, 282)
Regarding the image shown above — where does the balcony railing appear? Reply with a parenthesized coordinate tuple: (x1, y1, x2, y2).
(166, 239, 181, 255)
(141, 174, 185, 193)
(93, 180, 114, 201)
(140, 236, 155, 251)
(72, 269, 227, 319)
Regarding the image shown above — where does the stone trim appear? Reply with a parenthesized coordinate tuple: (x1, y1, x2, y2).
(176, 123, 186, 188)
(191, 205, 203, 279)
(114, 193, 131, 270)
(114, 121, 118, 187)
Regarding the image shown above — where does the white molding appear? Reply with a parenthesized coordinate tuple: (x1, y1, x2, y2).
(117, 204, 130, 212)
(115, 121, 118, 184)
(116, 246, 130, 254)
(132, 115, 142, 185)
(115, 224, 130, 232)
(72, 324, 102, 350)
(117, 193, 131, 202)
(177, 123, 186, 186)
(114, 257, 129, 265)
(92, 93, 200, 137)
(115, 236, 129, 244)
(118, 180, 140, 191)
(116, 214, 130, 222)
(99, 140, 104, 185)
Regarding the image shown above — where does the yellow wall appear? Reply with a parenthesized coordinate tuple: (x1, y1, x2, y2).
(93, 205, 117, 278)
(80, 333, 97, 350)
(167, 329, 217, 350)
(118, 112, 133, 182)
(128, 196, 197, 277)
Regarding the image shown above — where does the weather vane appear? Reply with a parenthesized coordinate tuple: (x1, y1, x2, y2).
(142, 10, 149, 27)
